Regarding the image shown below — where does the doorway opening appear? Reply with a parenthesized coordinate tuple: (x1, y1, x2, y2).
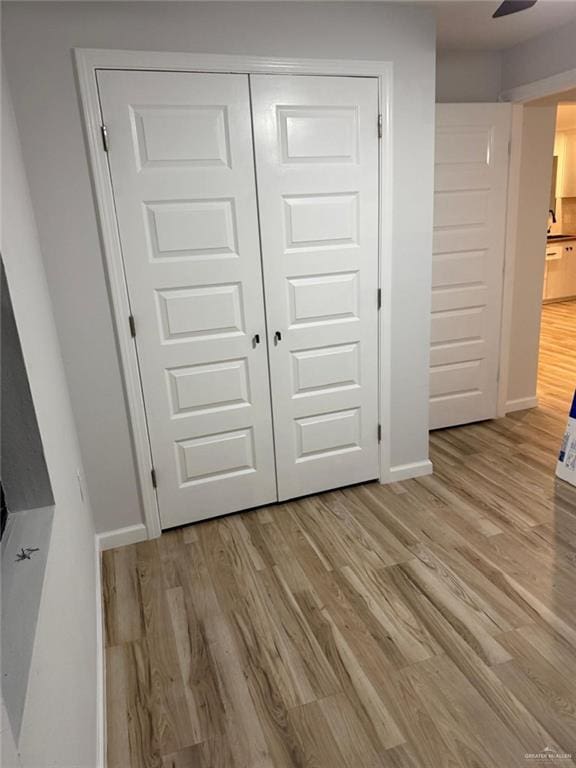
(538, 102, 576, 416)
(428, 88, 576, 445)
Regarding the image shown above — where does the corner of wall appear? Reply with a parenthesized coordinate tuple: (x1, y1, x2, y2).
(2, 63, 100, 768)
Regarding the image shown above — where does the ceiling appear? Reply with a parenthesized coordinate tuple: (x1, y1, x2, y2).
(10, 0, 576, 54)
(432, 0, 576, 51)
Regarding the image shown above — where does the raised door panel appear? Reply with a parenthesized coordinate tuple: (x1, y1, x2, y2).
(175, 428, 256, 486)
(251, 74, 380, 500)
(98, 70, 277, 528)
(156, 283, 245, 341)
(284, 193, 359, 248)
(291, 343, 360, 397)
(278, 106, 358, 163)
(431, 104, 511, 430)
(132, 106, 231, 168)
(166, 359, 250, 417)
(145, 198, 239, 259)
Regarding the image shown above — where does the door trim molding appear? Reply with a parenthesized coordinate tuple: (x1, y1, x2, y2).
(94, 539, 105, 768)
(505, 395, 539, 413)
(498, 71, 575, 417)
(384, 459, 433, 483)
(97, 523, 149, 552)
(74, 48, 393, 539)
(497, 104, 523, 417)
(500, 67, 576, 104)
(75, 48, 393, 78)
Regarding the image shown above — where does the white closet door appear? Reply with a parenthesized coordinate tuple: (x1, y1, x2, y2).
(98, 71, 277, 529)
(251, 75, 380, 501)
(431, 104, 511, 430)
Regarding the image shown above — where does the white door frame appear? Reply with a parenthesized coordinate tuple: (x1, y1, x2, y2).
(496, 102, 523, 417)
(74, 48, 393, 539)
(497, 68, 576, 416)
(500, 67, 576, 105)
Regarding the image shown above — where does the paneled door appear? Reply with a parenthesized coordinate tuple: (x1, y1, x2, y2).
(251, 75, 380, 500)
(431, 104, 511, 430)
(98, 71, 277, 528)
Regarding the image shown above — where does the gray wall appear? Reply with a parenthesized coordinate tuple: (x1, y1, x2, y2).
(502, 17, 576, 92)
(3, 1, 436, 533)
(2, 68, 99, 768)
(436, 50, 502, 103)
(1, 262, 54, 513)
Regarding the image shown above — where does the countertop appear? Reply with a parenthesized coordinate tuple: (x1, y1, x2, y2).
(547, 235, 576, 244)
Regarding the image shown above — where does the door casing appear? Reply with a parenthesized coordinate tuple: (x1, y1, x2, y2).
(499, 71, 576, 417)
(75, 48, 393, 540)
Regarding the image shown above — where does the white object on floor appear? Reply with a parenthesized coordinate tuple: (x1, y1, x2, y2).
(557, 390, 576, 486)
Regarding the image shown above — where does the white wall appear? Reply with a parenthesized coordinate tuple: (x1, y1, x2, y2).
(502, 17, 576, 93)
(506, 105, 557, 408)
(2, 71, 100, 768)
(436, 50, 502, 103)
(2, 699, 21, 768)
(556, 103, 576, 131)
(3, 1, 436, 534)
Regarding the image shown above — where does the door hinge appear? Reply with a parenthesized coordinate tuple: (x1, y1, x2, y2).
(378, 114, 383, 139)
(377, 288, 382, 310)
(128, 314, 136, 338)
(378, 424, 382, 443)
(151, 468, 158, 489)
(100, 124, 109, 153)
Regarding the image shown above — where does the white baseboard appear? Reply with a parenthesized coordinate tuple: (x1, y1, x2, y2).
(381, 459, 433, 483)
(94, 538, 105, 768)
(97, 523, 148, 552)
(505, 396, 538, 413)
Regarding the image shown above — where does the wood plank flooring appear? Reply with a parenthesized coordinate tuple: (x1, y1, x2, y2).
(537, 300, 576, 412)
(103, 300, 576, 767)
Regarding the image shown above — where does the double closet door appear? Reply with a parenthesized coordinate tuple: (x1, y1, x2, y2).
(98, 70, 380, 529)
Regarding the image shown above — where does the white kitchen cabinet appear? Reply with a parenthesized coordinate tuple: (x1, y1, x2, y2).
(545, 247, 564, 301)
(544, 241, 576, 301)
(554, 131, 565, 199)
(557, 130, 576, 198)
(564, 242, 576, 296)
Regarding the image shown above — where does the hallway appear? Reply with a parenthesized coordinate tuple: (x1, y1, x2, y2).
(103, 301, 576, 768)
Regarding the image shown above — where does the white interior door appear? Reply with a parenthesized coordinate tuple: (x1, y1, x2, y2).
(431, 104, 511, 430)
(98, 71, 277, 529)
(251, 75, 380, 500)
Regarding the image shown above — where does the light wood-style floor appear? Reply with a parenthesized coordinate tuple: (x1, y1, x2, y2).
(103, 301, 576, 768)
